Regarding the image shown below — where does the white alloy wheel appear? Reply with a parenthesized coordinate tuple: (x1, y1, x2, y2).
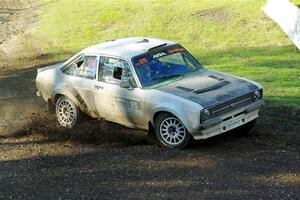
(160, 117, 186, 145)
(56, 96, 79, 128)
(155, 113, 190, 148)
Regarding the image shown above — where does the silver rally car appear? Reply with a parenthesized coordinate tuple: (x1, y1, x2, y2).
(36, 37, 263, 148)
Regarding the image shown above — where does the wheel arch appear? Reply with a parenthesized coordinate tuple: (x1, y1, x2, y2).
(52, 90, 80, 106)
(151, 107, 191, 133)
(152, 109, 191, 148)
(51, 84, 83, 110)
(153, 111, 171, 123)
(47, 90, 78, 115)
(52, 85, 98, 117)
(53, 93, 63, 103)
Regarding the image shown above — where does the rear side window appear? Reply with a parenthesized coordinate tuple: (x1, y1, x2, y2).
(98, 56, 130, 84)
(63, 55, 98, 80)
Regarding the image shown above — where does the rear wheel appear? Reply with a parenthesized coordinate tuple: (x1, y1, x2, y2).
(55, 96, 80, 128)
(155, 113, 191, 148)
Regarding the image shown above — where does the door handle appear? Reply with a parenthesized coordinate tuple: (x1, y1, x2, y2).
(94, 85, 104, 90)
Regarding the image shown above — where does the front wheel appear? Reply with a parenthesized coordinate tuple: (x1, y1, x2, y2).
(155, 113, 191, 149)
(55, 96, 80, 128)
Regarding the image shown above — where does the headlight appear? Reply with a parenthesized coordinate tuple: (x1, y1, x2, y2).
(252, 90, 262, 101)
(200, 109, 212, 123)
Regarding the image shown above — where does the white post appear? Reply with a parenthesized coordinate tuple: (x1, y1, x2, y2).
(263, 0, 300, 50)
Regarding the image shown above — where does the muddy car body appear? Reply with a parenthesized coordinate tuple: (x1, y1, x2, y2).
(36, 37, 263, 148)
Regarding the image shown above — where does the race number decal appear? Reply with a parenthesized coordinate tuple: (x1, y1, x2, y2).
(135, 57, 148, 67)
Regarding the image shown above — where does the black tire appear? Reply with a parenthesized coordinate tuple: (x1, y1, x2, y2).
(154, 113, 191, 149)
(55, 96, 80, 128)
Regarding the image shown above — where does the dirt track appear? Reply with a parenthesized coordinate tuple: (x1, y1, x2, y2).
(0, 1, 300, 199)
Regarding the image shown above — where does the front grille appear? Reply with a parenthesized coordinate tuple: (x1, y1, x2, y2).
(208, 93, 253, 118)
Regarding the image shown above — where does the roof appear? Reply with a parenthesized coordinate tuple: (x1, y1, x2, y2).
(80, 37, 177, 59)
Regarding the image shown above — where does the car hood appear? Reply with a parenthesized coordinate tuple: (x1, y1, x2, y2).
(156, 69, 261, 108)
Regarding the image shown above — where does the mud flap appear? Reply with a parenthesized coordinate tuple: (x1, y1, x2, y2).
(147, 121, 157, 144)
(47, 99, 55, 114)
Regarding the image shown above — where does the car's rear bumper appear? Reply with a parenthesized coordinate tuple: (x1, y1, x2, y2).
(191, 100, 263, 140)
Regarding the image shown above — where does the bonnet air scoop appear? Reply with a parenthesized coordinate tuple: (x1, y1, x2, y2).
(176, 86, 194, 92)
(193, 81, 230, 94)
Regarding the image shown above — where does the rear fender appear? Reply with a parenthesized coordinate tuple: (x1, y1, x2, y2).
(52, 84, 87, 112)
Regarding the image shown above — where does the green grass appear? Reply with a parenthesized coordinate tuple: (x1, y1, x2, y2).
(291, 0, 300, 7)
(35, 0, 300, 109)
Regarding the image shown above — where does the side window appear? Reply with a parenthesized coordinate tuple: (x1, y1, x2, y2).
(98, 56, 133, 85)
(63, 55, 98, 80)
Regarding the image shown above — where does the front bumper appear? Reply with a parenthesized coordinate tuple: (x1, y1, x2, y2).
(192, 100, 263, 140)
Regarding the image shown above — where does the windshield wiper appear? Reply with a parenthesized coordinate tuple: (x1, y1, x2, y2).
(152, 74, 182, 80)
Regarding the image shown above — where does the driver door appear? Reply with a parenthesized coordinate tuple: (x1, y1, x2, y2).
(93, 56, 146, 129)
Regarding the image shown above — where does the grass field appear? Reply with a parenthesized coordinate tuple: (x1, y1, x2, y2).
(34, 0, 300, 109)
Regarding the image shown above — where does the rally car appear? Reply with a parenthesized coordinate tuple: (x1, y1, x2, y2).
(36, 37, 263, 148)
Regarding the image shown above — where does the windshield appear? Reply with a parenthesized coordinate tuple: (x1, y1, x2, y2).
(132, 44, 204, 87)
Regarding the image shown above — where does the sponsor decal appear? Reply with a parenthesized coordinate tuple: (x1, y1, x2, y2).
(153, 52, 167, 59)
(133, 45, 186, 66)
(152, 46, 185, 59)
(167, 47, 185, 54)
(115, 97, 141, 110)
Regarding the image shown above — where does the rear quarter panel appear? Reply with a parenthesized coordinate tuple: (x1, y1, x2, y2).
(36, 65, 62, 101)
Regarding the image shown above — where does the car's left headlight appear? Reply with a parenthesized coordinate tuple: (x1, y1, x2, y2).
(252, 90, 262, 102)
(200, 109, 212, 123)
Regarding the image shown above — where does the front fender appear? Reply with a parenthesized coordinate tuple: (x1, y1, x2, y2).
(151, 103, 199, 134)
